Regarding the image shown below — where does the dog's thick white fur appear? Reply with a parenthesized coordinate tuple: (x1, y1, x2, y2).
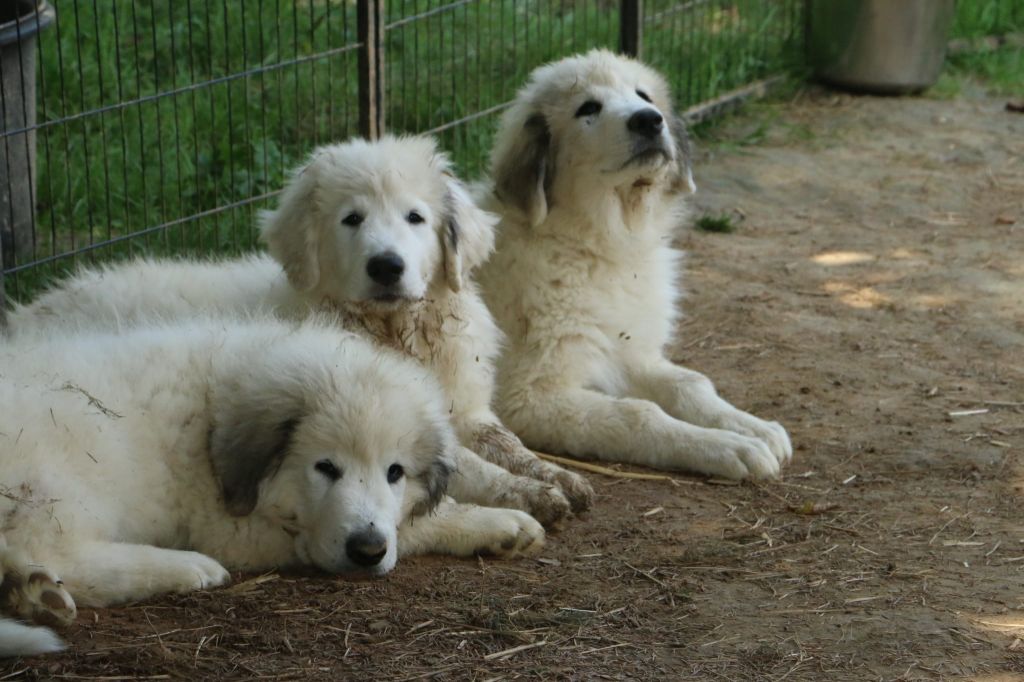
(476, 50, 792, 479)
(0, 317, 545, 656)
(7, 135, 593, 524)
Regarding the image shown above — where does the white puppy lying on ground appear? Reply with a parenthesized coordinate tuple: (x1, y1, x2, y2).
(7, 135, 593, 525)
(0, 317, 543, 657)
(477, 50, 792, 479)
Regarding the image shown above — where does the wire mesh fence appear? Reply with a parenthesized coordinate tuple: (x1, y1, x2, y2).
(1, 0, 804, 306)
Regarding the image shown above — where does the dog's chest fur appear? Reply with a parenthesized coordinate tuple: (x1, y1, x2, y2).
(489, 201, 683, 358)
(330, 288, 464, 370)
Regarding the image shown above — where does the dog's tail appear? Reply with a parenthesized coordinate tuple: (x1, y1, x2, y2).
(0, 618, 64, 658)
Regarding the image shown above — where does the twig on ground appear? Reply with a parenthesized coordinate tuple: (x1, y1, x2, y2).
(482, 639, 548, 661)
(533, 451, 687, 483)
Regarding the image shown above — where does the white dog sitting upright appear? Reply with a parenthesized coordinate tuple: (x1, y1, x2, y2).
(477, 50, 792, 479)
(0, 317, 543, 657)
(8, 135, 592, 524)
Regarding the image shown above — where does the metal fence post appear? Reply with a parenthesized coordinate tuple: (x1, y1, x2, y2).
(620, 0, 643, 58)
(0, 239, 6, 332)
(357, 0, 385, 139)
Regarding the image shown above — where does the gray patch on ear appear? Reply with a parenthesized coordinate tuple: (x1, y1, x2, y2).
(209, 416, 301, 516)
(411, 444, 453, 516)
(447, 218, 459, 252)
(494, 113, 554, 223)
(670, 115, 697, 194)
(440, 188, 460, 254)
(440, 189, 463, 292)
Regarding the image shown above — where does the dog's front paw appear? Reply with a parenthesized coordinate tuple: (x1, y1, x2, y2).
(169, 552, 231, 593)
(473, 509, 546, 557)
(702, 431, 780, 480)
(4, 566, 78, 629)
(719, 413, 792, 467)
(538, 461, 595, 514)
(503, 477, 577, 524)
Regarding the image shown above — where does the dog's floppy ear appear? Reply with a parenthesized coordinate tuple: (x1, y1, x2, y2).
(208, 389, 306, 516)
(670, 115, 698, 195)
(492, 112, 553, 227)
(440, 177, 497, 293)
(260, 152, 325, 292)
(411, 430, 456, 516)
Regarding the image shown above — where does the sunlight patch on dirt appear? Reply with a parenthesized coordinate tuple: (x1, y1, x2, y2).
(911, 293, 958, 309)
(965, 612, 1024, 634)
(811, 250, 876, 266)
(823, 281, 893, 309)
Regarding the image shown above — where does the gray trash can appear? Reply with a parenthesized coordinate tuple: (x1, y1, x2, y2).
(1, 0, 56, 274)
(808, 0, 956, 94)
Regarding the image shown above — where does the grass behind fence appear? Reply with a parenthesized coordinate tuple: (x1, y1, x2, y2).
(947, 0, 1024, 96)
(27, 1, 360, 284)
(6, 0, 802, 300)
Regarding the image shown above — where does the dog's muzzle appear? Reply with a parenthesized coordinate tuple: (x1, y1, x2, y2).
(627, 108, 664, 139)
(366, 252, 405, 287)
(621, 142, 671, 171)
(622, 108, 671, 170)
(346, 528, 388, 567)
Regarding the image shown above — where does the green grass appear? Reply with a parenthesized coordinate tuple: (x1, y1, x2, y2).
(6, 0, 803, 300)
(952, 0, 1023, 38)
(942, 0, 1024, 96)
(694, 212, 738, 233)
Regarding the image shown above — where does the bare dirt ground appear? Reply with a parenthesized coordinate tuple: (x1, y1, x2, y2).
(4, 87, 1023, 681)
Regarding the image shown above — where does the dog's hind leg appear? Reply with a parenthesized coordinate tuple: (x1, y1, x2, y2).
(627, 360, 792, 468)
(505, 387, 781, 480)
(0, 543, 73, 657)
(447, 447, 571, 528)
(46, 541, 230, 607)
(467, 422, 595, 514)
(0, 544, 77, 630)
(398, 498, 544, 559)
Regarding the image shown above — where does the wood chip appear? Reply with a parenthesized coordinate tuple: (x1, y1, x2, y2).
(483, 640, 548, 661)
(789, 501, 838, 515)
(221, 573, 278, 595)
(948, 409, 990, 417)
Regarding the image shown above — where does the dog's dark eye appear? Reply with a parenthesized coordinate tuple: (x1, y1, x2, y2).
(341, 212, 363, 227)
(406, 211, 425, 225)
(315, 459, 342, 481)
(574, 100, 602, 118)
(636, 89, 653, 103)
(387, 463, 404, 484)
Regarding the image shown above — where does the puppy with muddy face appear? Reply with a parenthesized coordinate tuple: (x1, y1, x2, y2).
(477, 50, 793, 479)
(8, 135, 593, 526)
(0, 317, 544, 657)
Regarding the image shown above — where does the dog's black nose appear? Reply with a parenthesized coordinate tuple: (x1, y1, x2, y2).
(346, 529, 388, 567)
(627, 108, 664, 139)
(366, 252, 405, 286)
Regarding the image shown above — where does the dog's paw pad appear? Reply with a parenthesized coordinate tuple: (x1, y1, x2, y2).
(21, 569, 76, 627)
